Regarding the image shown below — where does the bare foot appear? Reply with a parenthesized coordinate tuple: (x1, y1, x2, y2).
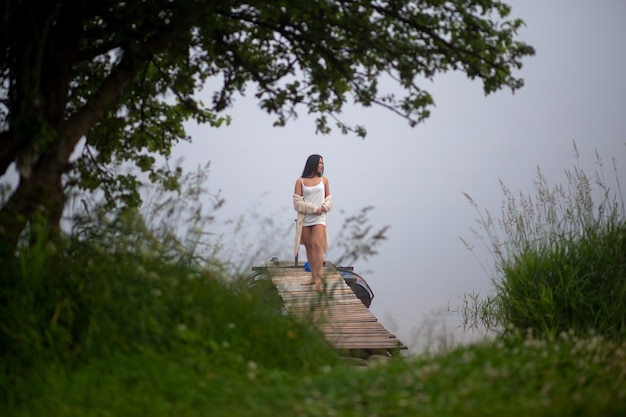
(315, 280, 322, 292)
(301, 279, 315, 286)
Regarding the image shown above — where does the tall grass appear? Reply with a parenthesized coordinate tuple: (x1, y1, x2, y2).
(331, 206, 389, 267)
(462, 143, 626, 339)
(4, 149, 626, 416)
(5, 313, 626, 416)
(0, 165, 339, 411)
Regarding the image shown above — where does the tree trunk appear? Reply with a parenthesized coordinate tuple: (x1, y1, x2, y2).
(0, 10, 182, 262)
(0, 150, 68, 257)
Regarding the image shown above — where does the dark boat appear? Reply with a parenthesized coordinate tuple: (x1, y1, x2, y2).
(336, 268, 374, 308)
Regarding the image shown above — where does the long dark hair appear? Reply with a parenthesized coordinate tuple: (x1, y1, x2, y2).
(301, 154, 323, 178)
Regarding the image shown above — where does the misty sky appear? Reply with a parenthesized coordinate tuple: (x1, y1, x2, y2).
(169, 1, 626, 352)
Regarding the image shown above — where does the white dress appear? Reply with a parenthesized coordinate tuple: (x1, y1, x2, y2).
(302, 179, 327, 227)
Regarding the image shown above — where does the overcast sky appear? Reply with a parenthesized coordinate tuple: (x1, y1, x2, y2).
(172, 1, 625, 352)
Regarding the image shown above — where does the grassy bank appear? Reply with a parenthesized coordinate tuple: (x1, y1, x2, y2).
(4, 329, 625, 416)
(462, 145, 626, 341)
(3, 146, 626, 416)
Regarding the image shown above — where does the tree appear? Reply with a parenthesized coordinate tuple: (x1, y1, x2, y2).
(0, 0, 534, 256)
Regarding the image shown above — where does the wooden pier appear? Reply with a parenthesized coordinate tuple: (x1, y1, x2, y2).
(253, 260, 406, 357)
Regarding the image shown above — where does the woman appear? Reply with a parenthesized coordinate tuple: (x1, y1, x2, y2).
(293, 154, 332, 292)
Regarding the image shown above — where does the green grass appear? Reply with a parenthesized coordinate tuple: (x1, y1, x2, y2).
(4, 330, 626, 416)
(497, 221, 626, 338)
(0, 207, 339, 414)
(462, 144, 626, 340)
(3, 145, 626, 416)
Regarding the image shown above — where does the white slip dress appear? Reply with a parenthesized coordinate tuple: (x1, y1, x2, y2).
(302, 179, 327, 227)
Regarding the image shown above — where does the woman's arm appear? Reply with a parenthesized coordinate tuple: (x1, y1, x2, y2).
(323, 176, 330, 197)
(294, 178, 303, 196)
(293, 194, 318, 213)
(320, 177, 332, 214)
(321, 195, 332, 213)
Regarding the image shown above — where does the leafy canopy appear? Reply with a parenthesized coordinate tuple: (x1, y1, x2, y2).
(0, 0, 534, 248)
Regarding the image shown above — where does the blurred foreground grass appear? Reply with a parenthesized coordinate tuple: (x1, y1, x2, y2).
(4, 329, 625, 417)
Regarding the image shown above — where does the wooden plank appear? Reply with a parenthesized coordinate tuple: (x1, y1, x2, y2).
(325, 336, 403, 344)
(260, 260, 406, 353)
(323, 325, 388, 332)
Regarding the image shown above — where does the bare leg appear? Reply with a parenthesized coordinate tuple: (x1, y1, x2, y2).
(300, 226, 315, 286)
(302, 225, 325, 291)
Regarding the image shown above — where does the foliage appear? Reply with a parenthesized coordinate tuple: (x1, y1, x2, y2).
(0, 0, 535, 252)
(0, 175, 337, 410)
(0, 205, 340, 407)
(332, 206, 389, 267)
(2, 143, 624, 417)
(4, 328, 625, 416)
(462, 144, 626, 340)
(69, 161, 226, 266)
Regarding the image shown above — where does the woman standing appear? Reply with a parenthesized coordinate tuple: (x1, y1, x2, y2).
(293, 154, 332, 292)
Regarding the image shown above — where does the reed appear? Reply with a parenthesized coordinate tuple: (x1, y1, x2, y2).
(462, 143, 626, 339)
